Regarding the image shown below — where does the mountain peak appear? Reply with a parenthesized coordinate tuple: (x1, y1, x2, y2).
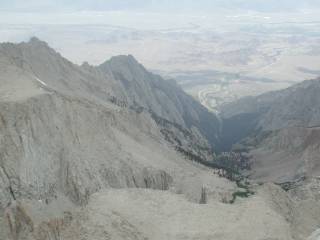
(0, 37, 51, 52)
(110, 54, 136, 62)
(29, 36, 42, 43)
(98, 54, 145, 74)
(103, 54, 140, 67)
(27, 36, 50, 48)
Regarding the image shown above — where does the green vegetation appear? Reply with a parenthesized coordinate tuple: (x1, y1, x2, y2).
(229, 180, 254, 204)
(229, 190, 254, 204)
(172, 132, 255, 204)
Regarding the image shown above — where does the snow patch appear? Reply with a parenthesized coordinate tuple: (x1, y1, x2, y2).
(34, 77, 47, 87)
(308, 229, 320, 240)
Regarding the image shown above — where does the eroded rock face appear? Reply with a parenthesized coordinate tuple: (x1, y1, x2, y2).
(0, 91, 177, 206)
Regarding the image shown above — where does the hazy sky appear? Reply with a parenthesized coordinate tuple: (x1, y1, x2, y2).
(0, 0, 320, 27)
(2, 0, 320, 12)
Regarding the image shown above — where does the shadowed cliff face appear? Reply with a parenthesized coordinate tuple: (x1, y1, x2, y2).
(98, 54, 220, 147)
(219, 78, 320, 182)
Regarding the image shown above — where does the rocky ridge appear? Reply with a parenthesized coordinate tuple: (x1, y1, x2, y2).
(0, 38, 319, 240)
(0, 38, 234, 240)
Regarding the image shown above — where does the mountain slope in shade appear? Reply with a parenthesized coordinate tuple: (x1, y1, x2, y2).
(219, 78, 320, 182)
(99, 55, 220, 146)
